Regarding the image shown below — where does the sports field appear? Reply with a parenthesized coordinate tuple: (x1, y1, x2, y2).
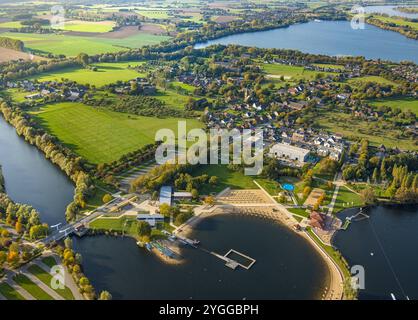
(30, 102, 203, 164)
(30, 62, 145, 87)
(1, 32, 170, 56)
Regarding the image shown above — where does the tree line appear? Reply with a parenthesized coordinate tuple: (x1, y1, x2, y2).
(0, 100, 93, 222)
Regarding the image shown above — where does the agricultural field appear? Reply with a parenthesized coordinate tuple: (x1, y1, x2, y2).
(30, 62, 146, 87)
(60, 20, 116, 33)
(368, 15, 418, 31)
(30, 102, 203, 164)
(0, 21, 23, 28)
(135, 10, 171, 19)
(369, 97, 418, 115)
(1, 32, 170, 56)
(316, 111, 418, 150)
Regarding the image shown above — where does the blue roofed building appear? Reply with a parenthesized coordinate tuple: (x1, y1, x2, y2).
(159, 186, 173, 206)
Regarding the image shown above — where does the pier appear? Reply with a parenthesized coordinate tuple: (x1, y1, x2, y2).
(340, 208, 370, 231)
(209, 249, 256, 270)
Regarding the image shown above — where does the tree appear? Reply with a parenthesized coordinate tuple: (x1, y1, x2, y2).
(209, 176, 218, 185)
(64, 237, 73, 249)
(102, 194, 112, 204)
(204, 196, 215, 206)
(159, 203, 171, 217)
(99, 290, 112, 300)
(136, 221, 151, 240)
(0, 251, 6, 269)
(29, 224, 48, 239)
(360, 187, 376, 205)
(15, 217, 23, 234)
(191, 189, 199, 200)
(77, 53, 89, 67)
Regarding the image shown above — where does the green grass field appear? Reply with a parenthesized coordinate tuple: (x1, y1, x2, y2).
(317, 111, 417, 150)
(262, 63, 336, 81)
(191, 165, 257, 194)
(368, 14, 418, 31)
(30, 102, 202, 164)
(347, 76, 398, 87)
(30, 62, 145, 87)
(89, 216, 139, 236)
(28, 265, 75, 300)
(13, 274, 53, 300)
(0, 282, 25, 300)
(1, 32, 170, 56)
(332, 186, 363, 213)
(370, 97, 418, 115)
(0, 21, 23, 28)
(154, 89, 192, 110)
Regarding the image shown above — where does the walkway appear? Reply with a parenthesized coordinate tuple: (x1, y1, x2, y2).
(37, 253, 84, 300)
(3, 271, 36, 300)
(21, 265, 65, 300)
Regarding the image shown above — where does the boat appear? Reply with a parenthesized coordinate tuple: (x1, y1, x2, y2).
(145, 242, 153, 252)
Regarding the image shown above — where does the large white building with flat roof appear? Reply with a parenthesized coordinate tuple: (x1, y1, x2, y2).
(269, 143, 310, 164)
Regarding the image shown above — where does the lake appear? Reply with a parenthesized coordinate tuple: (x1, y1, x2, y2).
(334, 205, 418, 300)
(0, 116, 74, 226)
(195, 20, 418, 63)
(72, 214, 329, 299)
(363, 5, 418, 19)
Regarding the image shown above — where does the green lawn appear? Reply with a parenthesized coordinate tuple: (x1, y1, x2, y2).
(30, 62, 145, 87)
(317, 111, 417, 150)
(191, 165, 257, 194)
(288, 207, 310, 218)
(332, 186, 364, 213)
(27, 265, 75, 300)
(0, 282, 25, 300)
(154, 89, 192, 110)
(262, 63, 336, 81)
(13, 274, 53, 300)
(370, 97, 418, 116)
(42, 256, 58, 268)
(255, 178, 281, 197)
(60, 20, 116, 33)
(30, 102, 203, 164)
(1, 32, 170, 56)
(89, 216, 139, 236)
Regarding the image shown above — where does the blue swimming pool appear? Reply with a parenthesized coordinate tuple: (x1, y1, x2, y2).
(282, 183, 295, 192)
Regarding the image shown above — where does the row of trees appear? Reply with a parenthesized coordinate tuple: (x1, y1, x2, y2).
(0, 36, 24, 51)
(0, 101, 92, 222)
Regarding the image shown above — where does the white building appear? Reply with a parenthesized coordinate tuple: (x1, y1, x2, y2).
(137, 214, 165, 227)
(269, 143, 310, 164)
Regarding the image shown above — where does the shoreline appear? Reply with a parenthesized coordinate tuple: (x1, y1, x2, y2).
(175, 204, 345, 300)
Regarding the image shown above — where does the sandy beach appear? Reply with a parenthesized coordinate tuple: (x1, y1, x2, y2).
(175, 203, 345, 300)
